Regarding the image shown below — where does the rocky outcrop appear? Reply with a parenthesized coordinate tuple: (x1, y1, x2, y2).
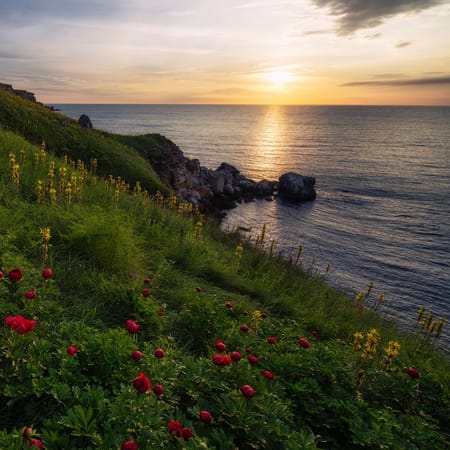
(0, 82, 36, 103)
(278, 172, 316, 201)
(78, 114, 93, 129)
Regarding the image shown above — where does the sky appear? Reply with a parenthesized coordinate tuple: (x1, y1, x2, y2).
(1, 0, 450, 105)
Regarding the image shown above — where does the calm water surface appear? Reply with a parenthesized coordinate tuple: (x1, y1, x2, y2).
(56, 104, 450, 349)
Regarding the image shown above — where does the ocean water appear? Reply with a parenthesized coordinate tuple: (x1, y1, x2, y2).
(56, 104, 450, 349)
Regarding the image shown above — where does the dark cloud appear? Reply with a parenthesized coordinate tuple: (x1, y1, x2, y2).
(341, 75, 450, 87)
(395, 40, 411, 48)
(310, 0, 445, 35)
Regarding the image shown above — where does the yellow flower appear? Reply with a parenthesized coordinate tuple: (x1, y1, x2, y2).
(352, 331, 364, 352)
(361, 329, 380, 359)
(235, 243, 244, 259)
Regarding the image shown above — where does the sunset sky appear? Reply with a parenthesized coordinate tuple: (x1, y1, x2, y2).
(1, 0, 450, 105)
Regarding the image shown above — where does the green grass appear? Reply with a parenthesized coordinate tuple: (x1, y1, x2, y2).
(0, 94, 449, 449)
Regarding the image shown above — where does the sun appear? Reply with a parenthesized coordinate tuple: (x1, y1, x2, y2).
(262, 71, 294, 86)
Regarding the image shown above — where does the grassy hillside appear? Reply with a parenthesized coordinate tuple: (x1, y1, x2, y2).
(0, 89, 168, 194)
(0, 93, 449, 449)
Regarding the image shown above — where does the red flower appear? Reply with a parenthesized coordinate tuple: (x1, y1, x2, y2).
(266, 336, 277, 344)
(41, 268, 53, 279)
(298, 337, 310, 348)
(67, 346, 80, 356)
(131, 350, 143, 361)
(5, 315, 37, 334)
(261, 312, 267, 318)
(8, 268, 23, 282)
(225, 301, 233, 309)
(199, 410, 213, 423)
(29, 439, 44, 449)
(215, 340, 226, 352)
(240, 384, 255, 399)
(153, 384, 164, 396)
(212, 354, 231, 366)
(25, 290, 36, 299)
(0, 270, 3, 280)
(240, 324, 250, 332)
(230, 351, 241, 362)
(262, 370, 275, 380)
(406, 367, 421, 379)
(22, 426, 33, 439)
(248, 354, 259, 365)
(181, 427, 193, 441)
(125, 319, 140, 334)
(168, 420, 183, 437)
(195, 286, 202, 293)
(121, 440, 138, 450)
(133, 372, 151, 393)
(141, 288, 151, 297)
(157, 310, 165, 317)
(154, 348, 165, 359)
(143, 278, 151, 284)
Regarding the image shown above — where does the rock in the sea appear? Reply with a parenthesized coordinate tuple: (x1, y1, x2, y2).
(78, 114, 93, 129)
(278, 172, 316, 201)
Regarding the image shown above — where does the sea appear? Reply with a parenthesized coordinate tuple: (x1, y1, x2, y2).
(55, 104, 450, 350)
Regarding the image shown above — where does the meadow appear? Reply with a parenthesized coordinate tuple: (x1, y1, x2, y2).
(0, 89, 449, 449)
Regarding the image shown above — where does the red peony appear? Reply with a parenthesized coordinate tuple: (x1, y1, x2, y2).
(41, 268, 53, 279)
(0, 270, 3, 280)
(66, 346, 80, 356)
(181, 427, 193, 441)
(195, 286, 202, 292)
(153, 384, 164, 396)
(406, 367, 421, 379)
(133, 372, 151, 393)
(8, 268, 23, 282)
(154, 348, 165, 359)
(298, 337, 310, 348)
(266, 336, 277, 344)
(29, 439, 44, 449)
(240, 384, 255, 399)
(230, 351, 242, 362)
(125, 319, 140, 334)
(248, 354, 259, 365)
(168, 420, 183, 437)
(212, 354, 231, 366)
(199, 410, 213, 423)
(121, 440, 138, 450)
(143, 277, 151, 284)
(25, 290, 36, 299)
(131, 350, 143, 361)
(240, 324, 250, 332)
(6, 315, 37, 334)
(141, 288, 150, 297)
(22, 426, 33, 439)
(262, 370, 275, 380)
(215, 340, 226, 352)
(225, 301, 233, 309)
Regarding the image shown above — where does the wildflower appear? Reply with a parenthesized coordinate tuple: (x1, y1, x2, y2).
(417, 307, 427, 322)
(248, 354, 259, 365)
(125, 319, 140, 334)
(0, 271, 3, 280)
(195, 286, 202, 293)
(157, 310, 165, 317)
(154, 348, 165, 359)
(240, 384, 255, 399)
(225, 301, 233, 309)
(212, 354, 232, 366)
(168, 420, 183, 437)
(298, 337, 310, 349)
(352, 332, 364, 352)
(361, 329, 380, 359)
(8, 268, 23, 282)
(121, 440, 138, 450)
(262, 370, 275, 380)
(406, 367, 421, 379)
(215, 340, 227, 352)
(141, 288, 151, 297)
(266, 336, 277, 344)
(235, 243, 244, 259)
(29, 439, 44, 449)
(25, 290, 37, 299)
(153, 384, 164, 396)
(66, 346, 80, 356)
(240, 324, 250, 332)
(230, 351, 242, 362)
(143, 278, 151, 284)
(5, 315, 37, 334)
(41, 268, 53, 279)
(40, 227, 51, 263)
(22, 426, 33, 439)
(199, 410, 213, 423)
(133, 372, 151, 393)
(383, 341, 400, 369)
(182, 427, 193, 441)
(252, 310, 262, 331)
(131, 350, 143, 361)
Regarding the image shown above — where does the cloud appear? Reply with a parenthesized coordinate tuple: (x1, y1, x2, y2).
(310, 0, 445, 35)
(395, 40, 412, 48)
(340, 75, 450, 87)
